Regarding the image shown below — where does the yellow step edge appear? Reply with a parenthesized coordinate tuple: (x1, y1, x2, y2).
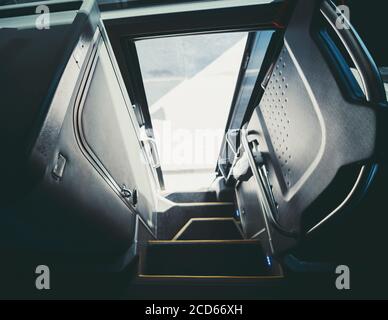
(172, 217, 244, 240)
(138, 274, 284, 280)
(147, 239, 260, 244)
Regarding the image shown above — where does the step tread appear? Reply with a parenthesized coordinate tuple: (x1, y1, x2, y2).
(140, 240, 278, 278)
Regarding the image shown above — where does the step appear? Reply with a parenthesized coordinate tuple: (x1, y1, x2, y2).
(173, 218, 243, 240)
(139, 240, 283, 279)
(157, 203, 236, 240)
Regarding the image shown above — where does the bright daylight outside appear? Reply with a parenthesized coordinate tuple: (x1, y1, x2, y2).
(136, 32, 248, 191)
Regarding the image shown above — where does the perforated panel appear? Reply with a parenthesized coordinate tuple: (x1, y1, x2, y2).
(259, 46, 323, 189)
(243, 0, 380, 254)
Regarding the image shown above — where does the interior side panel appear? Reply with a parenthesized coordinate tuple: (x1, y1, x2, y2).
(250, 4, 375, 233)
(80, 40, 157, 233)
(0, 37, 138, 264)
(0, 0, 146, 267)
(0, 13, 77, 203)
(34, 36, 140, 261)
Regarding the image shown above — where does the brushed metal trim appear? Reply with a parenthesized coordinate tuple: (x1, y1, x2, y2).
(251, 228, 266, 239)
(240, 128, 274, 253)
